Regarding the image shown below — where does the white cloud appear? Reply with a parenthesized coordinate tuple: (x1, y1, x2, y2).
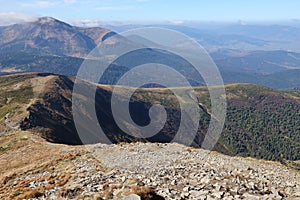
(170, 20, 184, 25)
(70, 19, 142, 27)
(21, 1, 57, 8)
(70, 19, 102, 27)
(63, 0, 77, 3)
(0, 12, 39, 26)
(95, 6, 135, 11)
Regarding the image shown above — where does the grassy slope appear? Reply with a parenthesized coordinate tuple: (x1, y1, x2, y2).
(0, 74, 299, 163)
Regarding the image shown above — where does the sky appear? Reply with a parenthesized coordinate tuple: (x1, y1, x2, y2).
(0, 0, 300, 25)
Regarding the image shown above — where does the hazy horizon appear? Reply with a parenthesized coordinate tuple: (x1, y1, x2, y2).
(1, 0, 300, 27)
(1, 14, 300, 28)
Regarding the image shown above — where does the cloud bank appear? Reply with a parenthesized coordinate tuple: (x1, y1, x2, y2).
(0, 12, 39, 26)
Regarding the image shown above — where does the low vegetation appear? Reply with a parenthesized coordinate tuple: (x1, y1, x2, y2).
(0, 74, 299, 164)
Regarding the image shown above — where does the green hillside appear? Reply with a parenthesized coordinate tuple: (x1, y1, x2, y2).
(0, 74, 299, 164)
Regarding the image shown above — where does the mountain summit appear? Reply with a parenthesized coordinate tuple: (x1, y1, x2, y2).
(36, 17, 63, 25)
(0, 17, 113, 57)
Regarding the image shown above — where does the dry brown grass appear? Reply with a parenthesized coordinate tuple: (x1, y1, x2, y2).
(0, 130, 85, 199)
(15, 189, 44, 200)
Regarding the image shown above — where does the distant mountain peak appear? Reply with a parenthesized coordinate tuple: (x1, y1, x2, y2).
(38, 17, 56, 23)
(36, 16, 72, 28)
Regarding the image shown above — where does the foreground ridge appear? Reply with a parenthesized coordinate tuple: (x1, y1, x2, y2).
(0, 135, 299, 199)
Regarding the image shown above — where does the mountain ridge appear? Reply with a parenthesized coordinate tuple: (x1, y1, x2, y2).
(0, 73, 299, 163)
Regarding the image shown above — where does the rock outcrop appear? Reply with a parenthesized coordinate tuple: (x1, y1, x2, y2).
(1, 141, 299, 199)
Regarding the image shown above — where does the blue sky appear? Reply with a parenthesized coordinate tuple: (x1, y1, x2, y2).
(0, 0, 300, 24)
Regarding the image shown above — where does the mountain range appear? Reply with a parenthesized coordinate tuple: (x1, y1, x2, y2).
(0, 17, 299, 162)
(0, 17, 299, 199)
(0, 73, 299, 163)
(0, 17, 299, 89)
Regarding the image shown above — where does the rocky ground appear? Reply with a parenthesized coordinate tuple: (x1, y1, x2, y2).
(0, 132, 299, 200)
